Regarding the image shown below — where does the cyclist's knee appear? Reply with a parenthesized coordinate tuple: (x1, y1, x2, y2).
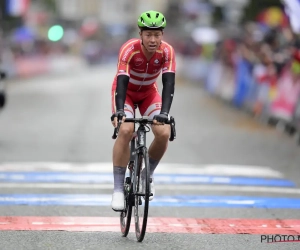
(118, 123, 134, 141)
(152, 125, 170, 141)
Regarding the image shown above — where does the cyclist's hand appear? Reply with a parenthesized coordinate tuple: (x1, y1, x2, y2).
(153, 112, 169, 125)
(111, 110, 126, 128)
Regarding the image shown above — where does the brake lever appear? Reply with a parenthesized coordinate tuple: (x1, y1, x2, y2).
(169, 116, 176, 141)
(112, 117, 123, 139)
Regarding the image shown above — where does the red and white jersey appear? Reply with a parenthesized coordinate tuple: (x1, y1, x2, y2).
(113, 38, 176, 91)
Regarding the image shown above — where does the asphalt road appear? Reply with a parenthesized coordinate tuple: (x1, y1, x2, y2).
(0, 64, 300, 250)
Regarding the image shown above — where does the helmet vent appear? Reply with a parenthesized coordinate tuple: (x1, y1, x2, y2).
(146, 13, 151, 18)
(156, 13, 159, 18)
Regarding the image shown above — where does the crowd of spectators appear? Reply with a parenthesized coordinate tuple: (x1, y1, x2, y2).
(207, 20, 300, 138)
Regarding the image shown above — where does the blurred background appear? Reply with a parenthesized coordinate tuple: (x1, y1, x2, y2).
(0, 0, 300, 136)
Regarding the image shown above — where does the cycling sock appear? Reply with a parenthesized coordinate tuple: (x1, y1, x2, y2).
(149, 158, 159, 177)
(113, 166, 126, 193)
(141, 158, 159, 179)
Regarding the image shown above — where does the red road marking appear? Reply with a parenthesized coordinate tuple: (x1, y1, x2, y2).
(0, 217, 300, 234)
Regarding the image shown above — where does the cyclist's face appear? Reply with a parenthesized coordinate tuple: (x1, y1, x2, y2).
(140, 30, 163, 52)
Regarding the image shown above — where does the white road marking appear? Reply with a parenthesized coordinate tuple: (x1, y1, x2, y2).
(0, 183, 299, 194)
(0, 162, 284, 178)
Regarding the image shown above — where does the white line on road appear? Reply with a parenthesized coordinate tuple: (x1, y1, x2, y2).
(0, 162, 284, 178)
(0, 183, 300, 194)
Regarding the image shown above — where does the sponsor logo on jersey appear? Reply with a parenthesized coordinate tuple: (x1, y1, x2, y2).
(122, 45, 134, 62)
(134, 57, 144, 66)
(154, 59, 160, 64)
(164, 47, 169, 62)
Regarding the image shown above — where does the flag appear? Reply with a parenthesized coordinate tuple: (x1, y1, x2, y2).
(6, 0, 30, 17)
(256, 7, 289, 28)
(282, 0, 300, 33)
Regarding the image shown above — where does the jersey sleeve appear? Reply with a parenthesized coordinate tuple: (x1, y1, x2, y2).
(162, 44, 176, 74)
(116, 42, 135, 77)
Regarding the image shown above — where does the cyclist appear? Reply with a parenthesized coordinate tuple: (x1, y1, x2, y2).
(110, 10, 176, 211)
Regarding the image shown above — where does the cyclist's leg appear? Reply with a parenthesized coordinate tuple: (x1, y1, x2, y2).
(140, 84, 170, 164)
(139, 85, 170, 199)
(111, 85, 135, 211)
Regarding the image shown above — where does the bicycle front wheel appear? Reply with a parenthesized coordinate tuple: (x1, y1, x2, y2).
(134, 147, 150, 242)
(120, 172, 133, 237)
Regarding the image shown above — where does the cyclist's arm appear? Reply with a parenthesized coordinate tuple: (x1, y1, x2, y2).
(115, 44, 133, 111)
(161, 72, 175, 115)
(115, 75, 129, 111)
(161, 44, 176, 115)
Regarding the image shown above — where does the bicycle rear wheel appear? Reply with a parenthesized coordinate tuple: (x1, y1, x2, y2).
(134, 148, 150, 242)
(120, 167, 133, 237)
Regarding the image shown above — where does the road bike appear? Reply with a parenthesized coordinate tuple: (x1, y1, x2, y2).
(112, 105, 176, 242)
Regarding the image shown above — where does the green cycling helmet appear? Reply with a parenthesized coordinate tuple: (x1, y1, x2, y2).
(137, 10, 166, 30)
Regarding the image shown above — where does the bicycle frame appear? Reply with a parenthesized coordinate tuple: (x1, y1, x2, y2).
(128, 107, 150, 198)
(112, 108, 176, 241)
(112, 111, 176, 180)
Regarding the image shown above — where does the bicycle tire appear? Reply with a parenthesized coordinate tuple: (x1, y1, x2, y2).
(0, 92, 5, 108)
(120, 168, 133, 237)
(134, 147, 150, 242)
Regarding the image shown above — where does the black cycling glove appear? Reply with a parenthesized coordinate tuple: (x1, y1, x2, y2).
(111, 109, 126, 122)
(153, 112, 169, 123)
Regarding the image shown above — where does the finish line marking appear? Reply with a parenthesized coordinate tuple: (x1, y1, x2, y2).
(0, 217, 299, 234)
(0, 162, 284, 178)
(0, 183, 300, 194)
